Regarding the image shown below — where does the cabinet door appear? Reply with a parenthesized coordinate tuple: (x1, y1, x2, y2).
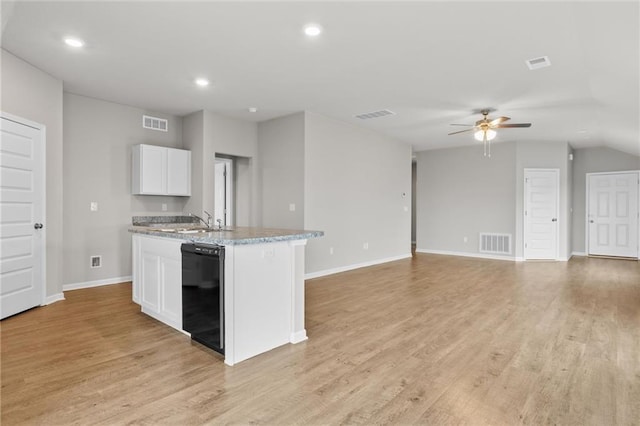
(141, 251, 161, 313)
(167, 148, 191, 196)
(139, 144, 166, 195)
(160, 256, 182, 327)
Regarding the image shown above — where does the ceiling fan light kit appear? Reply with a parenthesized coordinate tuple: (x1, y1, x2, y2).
(449, 109, 531, 158)
(474, 128, 496, 142)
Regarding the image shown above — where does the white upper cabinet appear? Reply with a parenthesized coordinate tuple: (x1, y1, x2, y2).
(132, 144, 191, 196)
(166, 148, 191, 195)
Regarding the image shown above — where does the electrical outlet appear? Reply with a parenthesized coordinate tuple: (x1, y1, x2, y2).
(90, 202, 98, 212)
(363, 242, 369, 250)
(262, 248, 275, 258)
(463, 236, 468, 243)
(289, 203, 296, 212)
(329, 247, 334, 255)
(161, 203, 168, 211)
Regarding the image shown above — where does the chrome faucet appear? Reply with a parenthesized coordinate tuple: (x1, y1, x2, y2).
(190, 211, 213, 228)
(216, 218, 223, 231)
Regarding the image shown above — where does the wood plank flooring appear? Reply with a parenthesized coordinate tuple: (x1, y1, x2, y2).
(2, 254, 639, 425)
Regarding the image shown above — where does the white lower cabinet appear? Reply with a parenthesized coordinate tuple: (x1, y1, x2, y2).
(132, 234, 184, 331)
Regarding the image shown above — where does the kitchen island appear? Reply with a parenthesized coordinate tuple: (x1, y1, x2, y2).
(129, 219, 323, 366)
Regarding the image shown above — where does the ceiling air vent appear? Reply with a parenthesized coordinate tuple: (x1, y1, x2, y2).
(526, 56, 551, 70)
(355, 109, 396, 120)
(143, 115, 168, 132)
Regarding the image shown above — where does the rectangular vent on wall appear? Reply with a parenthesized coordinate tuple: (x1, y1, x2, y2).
(526, 56, 551, 70)
(355, 109, 396, 120)
(143, 115, 168, 132)
(90, 255, 102, 268)
(479, 233, 511, 255)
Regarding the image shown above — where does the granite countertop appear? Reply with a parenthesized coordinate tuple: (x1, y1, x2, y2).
(129, 223, 324, 246)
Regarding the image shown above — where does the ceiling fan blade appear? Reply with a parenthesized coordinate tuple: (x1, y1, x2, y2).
(495, 123, 532, 128)
(450, 123, 474, 126)
(448, 128, 476, 135)
(489, 116, 510, 126)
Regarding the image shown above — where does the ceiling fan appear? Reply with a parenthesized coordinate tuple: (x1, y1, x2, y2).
(448, 109, 532, 157)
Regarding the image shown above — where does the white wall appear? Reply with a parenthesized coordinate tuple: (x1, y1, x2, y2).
(304, 111, 412, 274)
(258, 112, 305, 229)
(62, 93, 185, 286)
(1, 49, 64, 298)
(416, 142, 517, 257)
(571, 146, 640, 253)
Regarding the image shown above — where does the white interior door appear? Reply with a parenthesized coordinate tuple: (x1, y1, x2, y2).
(214, 158, 233, 227)
(524, 169, 559, 260)
(1, 115, 45, 319)
(588, 172, 639, 258)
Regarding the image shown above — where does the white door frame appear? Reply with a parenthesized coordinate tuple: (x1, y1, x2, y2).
(524, 168, 560, 260)
(1, 111, 47, 309)
(585, 170, 640, 259)
(214, 156, 234, 227)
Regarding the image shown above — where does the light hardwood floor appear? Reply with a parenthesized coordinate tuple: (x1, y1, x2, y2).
(2, 254, 639, 425)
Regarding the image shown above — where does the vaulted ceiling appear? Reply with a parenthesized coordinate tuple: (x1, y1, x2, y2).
(2, 1, 638, 155)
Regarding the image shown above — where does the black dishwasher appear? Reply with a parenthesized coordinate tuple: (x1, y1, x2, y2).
(181, 243, 224, 354)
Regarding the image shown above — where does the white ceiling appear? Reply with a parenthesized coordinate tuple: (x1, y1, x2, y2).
(2, 1, 638, 155)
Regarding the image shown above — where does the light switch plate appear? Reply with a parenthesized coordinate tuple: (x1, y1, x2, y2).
(289, 203, 296, 212)
(90, 202, 98, 212)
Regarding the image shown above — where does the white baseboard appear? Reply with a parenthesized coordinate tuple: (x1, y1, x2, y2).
(416, 248, 516, 262)
(290, 330, 308, 344)
(572, 251, 587, 257)
(63, 275, 132, 291)
(43, 293, 65, 305)
(305, 253, 413, 280)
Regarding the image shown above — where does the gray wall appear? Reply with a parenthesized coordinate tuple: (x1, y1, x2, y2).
(1, 49, 64, 297)
(182, 111, 205, 215)
(62, 93, 185, 285)
(416, 140, 573, 260)
(571, 146, 640, 253)
(205, 111, 260, 227)
(304, 111, 412, 274)
(416, 142, 517, 256)
(258, 112, 305, 229)
(184, 110, 259, 226)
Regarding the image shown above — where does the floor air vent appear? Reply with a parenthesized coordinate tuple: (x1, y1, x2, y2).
(143, 115, 168, 132)
(479, 233, 511, 255)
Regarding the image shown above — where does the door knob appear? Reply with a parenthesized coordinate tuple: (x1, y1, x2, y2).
(34, 223, 43, 229)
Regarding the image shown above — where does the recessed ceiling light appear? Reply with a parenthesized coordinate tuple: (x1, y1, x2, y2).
(303, 24, 322, 37)
(64, 37, 84, 48)
(195, 78, 209, 87)
(248, 107, 257, 113)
